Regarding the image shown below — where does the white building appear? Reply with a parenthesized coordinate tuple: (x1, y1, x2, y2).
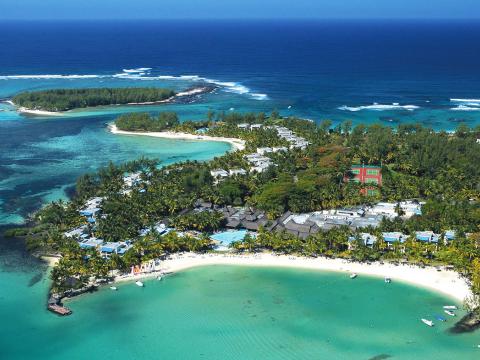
(229, 168, 247, 176)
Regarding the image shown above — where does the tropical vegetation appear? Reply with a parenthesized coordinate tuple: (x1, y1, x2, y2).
(12, 87, 175, 111)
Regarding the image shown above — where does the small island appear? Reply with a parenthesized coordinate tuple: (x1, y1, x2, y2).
(11, 87, 176, 112)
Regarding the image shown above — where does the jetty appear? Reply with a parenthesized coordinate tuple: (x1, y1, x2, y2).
(48, 304, 72, 316)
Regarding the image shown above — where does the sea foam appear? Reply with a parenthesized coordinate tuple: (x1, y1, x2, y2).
(450, 105, 480, 111)
(338, 103, 419, 112)
(0, 68, 269, 100)
(450, 98, 480, 103)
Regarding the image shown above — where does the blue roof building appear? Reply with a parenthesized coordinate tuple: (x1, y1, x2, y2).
(382, 232, 407, 243)
(100, 242, 132, 256)
(348, 233, 377, 247)
(444, 230, 456, 241)
(79, 238, 104, 249)
(415, 231, 439, 243)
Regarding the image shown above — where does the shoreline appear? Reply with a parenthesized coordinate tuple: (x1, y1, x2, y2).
(109, 124, 246, 151)
(112, 252, 471, 304)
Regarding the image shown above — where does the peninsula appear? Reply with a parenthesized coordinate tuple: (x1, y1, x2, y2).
(7, 111, 480, 331)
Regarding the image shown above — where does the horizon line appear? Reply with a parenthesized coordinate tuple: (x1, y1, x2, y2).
(1, 17, 480, 22)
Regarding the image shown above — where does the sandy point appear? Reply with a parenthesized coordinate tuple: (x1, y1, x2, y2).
(109, 124, 246, 151)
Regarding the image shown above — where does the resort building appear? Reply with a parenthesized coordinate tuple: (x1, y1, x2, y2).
(229, 168, 247, 176)
(210, 169, 229, 181)
(257, 147, 273, 155)
(64, 225, 88, 238)
(444, 230, 456, 241)
(382, 232, 408, 244)
(415, 231, 440, 243)
(79, 237, 104, 250)
(368, 201, 423, 219)
(100, 242, 131, 257)
(79, 197, 103, 223)
(348, 233, 377, 249)
(123, 172, 142, 188)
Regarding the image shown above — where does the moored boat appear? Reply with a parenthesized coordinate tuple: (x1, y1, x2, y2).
(385, 277, 391, 283)
(110, 286, 117, 291)
(350, 273, 357, 279)
(444, 310, 456, 317)
(135, 281, 144, 287)
(434, 315, 447, 322)
(421, 318, 434, 327)
(443, 305, 458, 310)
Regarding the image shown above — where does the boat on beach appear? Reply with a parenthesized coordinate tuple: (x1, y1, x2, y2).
(135, 281, 144, 287)
(421, 318, 434, 327)
(444, 310, 456, 317)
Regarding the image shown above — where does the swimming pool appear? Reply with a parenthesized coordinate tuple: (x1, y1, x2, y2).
(210, 230, 248, 245)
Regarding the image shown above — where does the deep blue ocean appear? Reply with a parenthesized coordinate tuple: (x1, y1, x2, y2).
(1, 20, 480, 126)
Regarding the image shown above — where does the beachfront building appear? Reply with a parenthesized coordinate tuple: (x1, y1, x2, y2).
(415, 231, 440, 244)
(237, 123, 250, 130)
(100, 242, 132, 257)
(382, 232, 408, 246)
(348, 233, 377, 249)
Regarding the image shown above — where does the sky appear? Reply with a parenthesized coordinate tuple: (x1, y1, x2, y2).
(1, 0, 480, 20)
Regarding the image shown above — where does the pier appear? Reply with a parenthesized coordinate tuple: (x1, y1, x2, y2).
(48, 304, 72, 316)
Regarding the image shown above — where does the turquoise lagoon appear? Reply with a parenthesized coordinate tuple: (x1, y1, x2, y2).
(0, 257, 479, 360)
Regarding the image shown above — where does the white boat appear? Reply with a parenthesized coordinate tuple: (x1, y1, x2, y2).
(350, 273, 357, 279)
(135, 281, 144, 287)
(444, 310, 456, 317)
(385, 277, 392, 283)
(421, 319, 434, 327)
(443, 305, 458, 310)
(109, 286, 117, 291)
(157, 276, 163, 281)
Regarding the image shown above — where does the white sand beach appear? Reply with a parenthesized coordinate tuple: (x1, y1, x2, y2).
(109, 124, 246, 151)
(18, 107, 65, 116)
(114, 252, 472, 303)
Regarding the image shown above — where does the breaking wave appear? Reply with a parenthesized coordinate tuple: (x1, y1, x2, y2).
(0, 68, 268, 101)
(450, 98, 480, 110)
(338, 103, 419, 112)
(450, 98, 480, 104)
(450, 105, 480, 111)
